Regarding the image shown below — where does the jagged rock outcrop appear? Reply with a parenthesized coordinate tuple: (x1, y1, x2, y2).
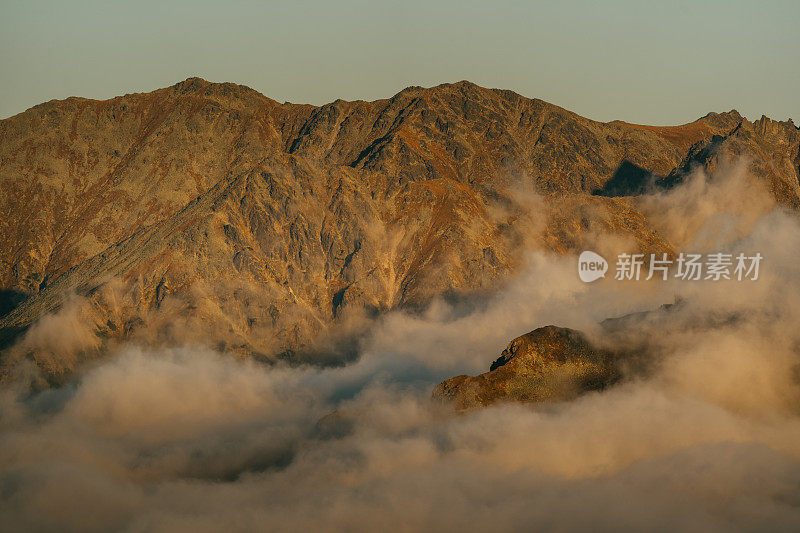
(661, 114, 800, 207)
(1, 78, 797, 379)
(433, 326, 622, 409)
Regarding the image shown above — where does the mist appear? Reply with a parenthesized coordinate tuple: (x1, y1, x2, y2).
(2, 162, 800, 531)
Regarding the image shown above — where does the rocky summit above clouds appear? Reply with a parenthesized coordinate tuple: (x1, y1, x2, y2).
(1, 78, 798, 381)
(433, 325, 624, 409)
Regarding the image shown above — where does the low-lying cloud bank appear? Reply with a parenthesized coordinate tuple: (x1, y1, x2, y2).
(2, 163, 800, 532)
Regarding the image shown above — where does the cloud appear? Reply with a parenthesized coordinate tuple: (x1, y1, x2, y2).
(2, 162, 800, 531)
(2, 294, 102, 382)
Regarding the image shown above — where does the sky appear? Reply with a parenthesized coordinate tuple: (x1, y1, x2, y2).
(1, 0, 798, 125)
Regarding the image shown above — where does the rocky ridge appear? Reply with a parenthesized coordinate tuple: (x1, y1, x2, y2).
(433, 326, 623, 409)
(1, 78, 798, 379)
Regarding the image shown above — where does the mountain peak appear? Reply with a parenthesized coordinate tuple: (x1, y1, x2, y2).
(430, 80, 488, 95)
(172, 77, 211, 93)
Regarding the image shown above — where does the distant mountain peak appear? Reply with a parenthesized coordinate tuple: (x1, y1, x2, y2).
(172, 76, 211, 92)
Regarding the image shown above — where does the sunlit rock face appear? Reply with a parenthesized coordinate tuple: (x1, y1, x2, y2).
(433, 326, 623, 409)
(1, 78, 798, 380)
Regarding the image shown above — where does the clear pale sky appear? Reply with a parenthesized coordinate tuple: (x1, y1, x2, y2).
(1, 0, 798, 125)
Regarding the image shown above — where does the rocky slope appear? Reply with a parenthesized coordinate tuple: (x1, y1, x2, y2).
(433, 326, 623, 409)
(1, 78, 798, 380)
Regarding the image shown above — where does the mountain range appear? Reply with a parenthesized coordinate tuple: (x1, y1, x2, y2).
(1, 78, 798, 381)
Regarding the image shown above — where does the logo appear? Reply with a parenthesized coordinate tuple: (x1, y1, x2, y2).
(577, 251, 762, 283)
(578, 251, 608, 282)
